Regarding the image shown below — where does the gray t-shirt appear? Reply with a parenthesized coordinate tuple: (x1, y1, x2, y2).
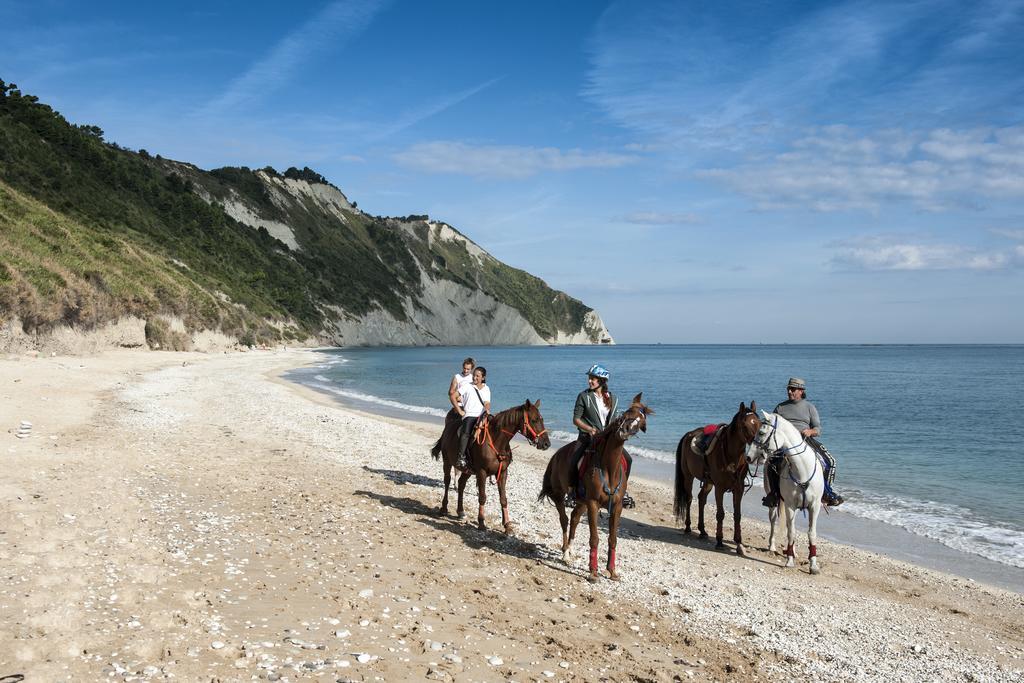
(773, 399, 821, 434)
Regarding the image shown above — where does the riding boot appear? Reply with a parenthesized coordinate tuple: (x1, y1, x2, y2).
(762, 458, 781, 507)
(621, 449, 636, 508)
(456, 419, 473, 470)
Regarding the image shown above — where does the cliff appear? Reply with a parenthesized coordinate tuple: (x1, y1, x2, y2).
(0, 80, 613, 351)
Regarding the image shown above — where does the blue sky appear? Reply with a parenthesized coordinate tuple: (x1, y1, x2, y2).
(2, 0, 1023, 343)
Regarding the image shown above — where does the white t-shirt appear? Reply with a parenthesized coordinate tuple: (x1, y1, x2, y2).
(596, 394, 610, 427)
(453, 372, 473, 406)
(459, 383, 491, 418)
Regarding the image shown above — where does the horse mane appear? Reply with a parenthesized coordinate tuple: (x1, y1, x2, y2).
(489, 402, 528, 432)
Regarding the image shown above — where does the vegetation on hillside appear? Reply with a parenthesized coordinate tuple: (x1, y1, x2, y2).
(0, 79, 603, 345)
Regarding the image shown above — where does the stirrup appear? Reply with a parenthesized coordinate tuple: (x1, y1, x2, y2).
(564, 493, 576, 508)
(762, 492, 779, 508)
(825, 492, 844, 507)
(621, 493, 635, 509)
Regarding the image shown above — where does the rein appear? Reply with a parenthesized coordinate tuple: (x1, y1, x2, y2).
(757, 415, 818, 510)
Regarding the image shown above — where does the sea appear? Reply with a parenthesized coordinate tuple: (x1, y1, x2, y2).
(285, 344, 1024, 589)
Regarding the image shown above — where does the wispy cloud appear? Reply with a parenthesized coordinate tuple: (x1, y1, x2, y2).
(393, 141, 638, 179)
(201, 0, 390, 115)
(831, 235, 1021, 271)
(583, 1, 1024, 156)
(365, 77, 502, 141)
(699, 125, 1024, 212)
(621, 211, 701, 226)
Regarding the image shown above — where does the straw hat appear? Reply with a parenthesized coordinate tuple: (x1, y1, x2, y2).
(787, 377, 806, 390)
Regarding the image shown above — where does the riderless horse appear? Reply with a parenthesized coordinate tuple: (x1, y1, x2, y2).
(431, 400, 550, 532)
(538, 394, 652, 582)
(745, 410, 825, 574)
(673, 402, 760, 556)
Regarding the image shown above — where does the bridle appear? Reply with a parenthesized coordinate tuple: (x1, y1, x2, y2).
(501, 406, 547, 446)
(616, 409, 645, 439)
(752, 414, 818, 509)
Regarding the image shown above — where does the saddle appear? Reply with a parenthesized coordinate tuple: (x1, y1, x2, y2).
(691, 424, 725, 457)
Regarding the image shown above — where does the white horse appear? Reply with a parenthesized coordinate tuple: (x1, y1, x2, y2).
(744, 410, 825, 574)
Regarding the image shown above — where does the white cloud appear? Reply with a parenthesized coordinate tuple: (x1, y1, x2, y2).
(392, 141, 638, 179)
(832, 235, 1018, 271)
(622, 211, 701, 225)
(700, 125, 1024, 212)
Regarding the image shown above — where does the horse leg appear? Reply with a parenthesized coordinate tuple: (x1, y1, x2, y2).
(696, 481, 711, 539)
(713, 486, 727, 549)
(566, 502, 586, 564)
(586, 499, 600, 583)
(555, 498, 570, 559)
(607, 502, 622, 581)
(498, 468, 513, 534)
(783, 503, 797, 568)
(476, 472, 488, 530)
(767, 501, 780, 554)
(682, 473, 694, 534)
(732, 482, 745, 557)
(808, 501, 821, 575)
(456, 469, 470, 519)
(439, 461, 451, 516)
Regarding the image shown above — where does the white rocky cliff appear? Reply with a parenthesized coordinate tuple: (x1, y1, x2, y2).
(204, 172, 614, 347)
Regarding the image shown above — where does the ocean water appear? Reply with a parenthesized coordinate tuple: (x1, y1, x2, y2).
(288, 344, 1024, 570)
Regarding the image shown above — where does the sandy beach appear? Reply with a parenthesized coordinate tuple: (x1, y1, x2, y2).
(2, 349, 1022, 682)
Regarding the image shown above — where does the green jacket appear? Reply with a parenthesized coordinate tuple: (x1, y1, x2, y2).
(573, 389, 618, 438)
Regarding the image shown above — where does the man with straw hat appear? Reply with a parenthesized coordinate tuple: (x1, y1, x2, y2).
(762, 377, 844, 507)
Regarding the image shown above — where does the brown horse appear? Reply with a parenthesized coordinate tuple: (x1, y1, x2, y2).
(673, 401, 760, 555)
(431, 400, 550, 532)
(538, 393, 652, 582)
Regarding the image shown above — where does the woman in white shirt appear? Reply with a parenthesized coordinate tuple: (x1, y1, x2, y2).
(456, 367, 491, 469)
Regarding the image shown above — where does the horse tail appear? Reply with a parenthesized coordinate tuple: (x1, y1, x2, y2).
(430, 437, 442, 460)
(537, 455, 556, 503)
(673, 435, 686, 522)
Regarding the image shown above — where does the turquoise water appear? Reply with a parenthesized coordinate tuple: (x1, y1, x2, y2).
(289, 344, 1024, 569)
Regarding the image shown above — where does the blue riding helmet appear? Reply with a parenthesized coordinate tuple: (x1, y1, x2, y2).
(586, 364, 610, 379)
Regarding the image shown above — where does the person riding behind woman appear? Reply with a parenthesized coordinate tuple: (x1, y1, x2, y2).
(568, 364, 634, 507)
(455, 366, 490, 470)
(763, 377, 844, 507)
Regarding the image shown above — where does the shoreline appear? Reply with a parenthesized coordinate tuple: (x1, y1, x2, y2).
(284, 364, 1024, 595)
(2, 348, 1022, 682)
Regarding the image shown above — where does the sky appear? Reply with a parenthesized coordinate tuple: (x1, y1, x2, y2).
(2, 0, 1023, 343)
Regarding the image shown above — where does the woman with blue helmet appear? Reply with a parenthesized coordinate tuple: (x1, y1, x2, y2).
(567, 364, 634, 507)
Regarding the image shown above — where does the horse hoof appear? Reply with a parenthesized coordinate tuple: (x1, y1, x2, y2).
(457, 512, 465, 520)
(715, 541, 726, 549)
(608, 572, 620, 582)
(562, 552, 571, 565)
(736, 545, 746, 557)
(810, 563, 821, 575)
(698, 532, 709, 540)
(587, 574, 599, 583)
(437, 508, 448, 517)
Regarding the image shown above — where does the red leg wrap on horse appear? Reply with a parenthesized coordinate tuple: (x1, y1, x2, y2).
(785, 544, 795, 557)
(607, 548, 616, 572)
(809, 544, 817, 557)
(589, 547, 598, 572)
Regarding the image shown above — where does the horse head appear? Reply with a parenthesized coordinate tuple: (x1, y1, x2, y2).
(616, 392, 653, 440)
(522, 399, 551, 450)
(735, 401, 760, 445)
(745, 409, 802, 465)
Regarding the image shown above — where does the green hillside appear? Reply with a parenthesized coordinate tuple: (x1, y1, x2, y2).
(0, 79, 605, 346)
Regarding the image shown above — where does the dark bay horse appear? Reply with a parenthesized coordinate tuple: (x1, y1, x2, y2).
(673, 402, 759, 556)
(538, 393, 652, 582)
(431, 400, 550, 532)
